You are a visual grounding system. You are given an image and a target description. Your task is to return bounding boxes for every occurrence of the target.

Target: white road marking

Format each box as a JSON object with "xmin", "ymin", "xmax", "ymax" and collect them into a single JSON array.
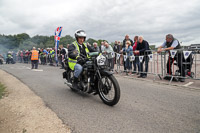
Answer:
[
  {"xmin": 9, "ymin": 66, "xmax": 31, "ymax": 70},
  {"xmin": 31, "ymin": 69, "xmax": 43, "ymax": 72},
  {"xmin": 183, "ymin": 82, "xmax": 194, "ymax": 87},
  {"xmin": 26, "ymin": 67, "xmax": 31, "ymax": 69}
]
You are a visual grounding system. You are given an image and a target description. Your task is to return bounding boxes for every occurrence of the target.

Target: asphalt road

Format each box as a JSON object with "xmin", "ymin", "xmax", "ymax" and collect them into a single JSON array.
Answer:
[{"xmin": 1, "ymin": 63, "xmax": 200, "ymax": 133}]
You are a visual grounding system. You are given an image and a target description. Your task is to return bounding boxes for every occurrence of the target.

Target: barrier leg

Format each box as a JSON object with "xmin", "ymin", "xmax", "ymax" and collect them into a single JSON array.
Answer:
[
  {"xmin": 161, "ymin": 53, "xmax": 163, "ymax": 76},
  {"xmin": 173, "ymin": 58, "xmax": 174, "ymax": 75},
  {"xmin": 195, "ymin": 53, "xmax": 197, "ymax": 79}
]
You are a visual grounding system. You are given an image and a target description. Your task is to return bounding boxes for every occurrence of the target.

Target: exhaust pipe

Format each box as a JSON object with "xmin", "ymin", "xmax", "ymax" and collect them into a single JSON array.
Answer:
[
  {"xmin": 86, "ymin": 77, "xmax": 91, "ymax": 93},
  {"xmin": 64, "ymin": 81, "xmax": 72, "ymax": 88}
]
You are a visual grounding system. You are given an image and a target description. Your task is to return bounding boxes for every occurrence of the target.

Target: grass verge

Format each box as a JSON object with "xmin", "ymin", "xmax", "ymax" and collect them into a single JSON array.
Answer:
[{"xmin": 0, "ymin": 82, "xmax": 6, "ymax": 99}]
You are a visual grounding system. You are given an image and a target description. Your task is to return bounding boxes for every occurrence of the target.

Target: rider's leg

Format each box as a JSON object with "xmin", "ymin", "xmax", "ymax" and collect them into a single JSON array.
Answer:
[
  {"xmin": 74, "ymin": 64, "xmax": 83, "ymax": 78},
  {"xmin": 73, "ymin": 63, "xmax": 83, "ymax": 90}
]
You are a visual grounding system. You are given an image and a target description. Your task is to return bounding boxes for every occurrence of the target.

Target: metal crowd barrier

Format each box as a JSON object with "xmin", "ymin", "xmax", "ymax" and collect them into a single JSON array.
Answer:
[
  {"xmin": 161, "ymin": 48, "xmax": 200, "ymax": 82},
  {"xmin": 111, "ymin": 48, "xmax": 200, "ymax": 83}
]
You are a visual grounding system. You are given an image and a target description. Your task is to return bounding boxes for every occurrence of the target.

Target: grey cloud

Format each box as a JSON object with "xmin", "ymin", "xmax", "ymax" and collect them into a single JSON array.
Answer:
[{"xmin": 0, "ymin": 0, "xmax": 200, "ymax": 46}]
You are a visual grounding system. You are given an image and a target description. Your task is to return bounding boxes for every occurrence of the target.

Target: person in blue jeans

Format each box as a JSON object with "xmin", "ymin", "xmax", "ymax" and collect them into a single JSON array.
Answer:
[{"xmin": 123, "ymin": 41, "xmax": 133, "ymax": 75}]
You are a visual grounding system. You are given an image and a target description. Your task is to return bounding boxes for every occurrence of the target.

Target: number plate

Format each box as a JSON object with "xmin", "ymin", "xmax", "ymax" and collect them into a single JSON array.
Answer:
[{"xmin": 97, "ymin": 55, "xmax": 106, "ymax": 66}]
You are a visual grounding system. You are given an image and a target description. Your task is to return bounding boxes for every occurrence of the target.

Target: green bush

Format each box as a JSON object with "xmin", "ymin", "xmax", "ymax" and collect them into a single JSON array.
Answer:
[{"xmin": 0, "ymin": 83, "xmax": 6, "ymax": 99}]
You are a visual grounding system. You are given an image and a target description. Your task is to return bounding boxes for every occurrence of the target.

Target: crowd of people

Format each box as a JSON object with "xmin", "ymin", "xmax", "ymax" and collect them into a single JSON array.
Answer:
[
  {"xmin": 99, "ymin": 35, "xmax": 152, "ymax": 78},
  {"xmin": 0, "ymin": 45, "xmax": 69, "ymax": 68},
  {"xmin": 91, "ymin": 34, "xmax": 185, "ymax": 82}
]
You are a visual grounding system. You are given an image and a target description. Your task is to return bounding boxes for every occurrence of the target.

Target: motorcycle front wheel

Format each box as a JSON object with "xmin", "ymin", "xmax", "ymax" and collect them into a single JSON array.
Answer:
[{"xmin": 98, "ymin": 75, "xmax": 120, "ymax": 106}]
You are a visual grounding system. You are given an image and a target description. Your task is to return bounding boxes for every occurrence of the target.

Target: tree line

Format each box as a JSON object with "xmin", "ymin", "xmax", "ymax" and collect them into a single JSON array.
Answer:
[
  {"xmin": 0, "ymin": 33, "xmax": 108, "ymax": 52},
  {"xmin": 0, "ymin": 33, "xmax": 156, "ymax": 53}
]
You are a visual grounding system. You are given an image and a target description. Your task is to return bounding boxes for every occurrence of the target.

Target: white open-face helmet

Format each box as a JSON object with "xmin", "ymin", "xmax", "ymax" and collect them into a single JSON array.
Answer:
[{"xmin": 75, "ymin": 29, "xmax": 86, "ymax": 41}]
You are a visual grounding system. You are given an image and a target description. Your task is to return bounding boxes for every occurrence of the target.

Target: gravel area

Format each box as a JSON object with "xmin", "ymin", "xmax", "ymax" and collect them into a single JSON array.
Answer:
[{"xmin": 0, "ymin": 69, "xmax": 71, "ymax": 133}]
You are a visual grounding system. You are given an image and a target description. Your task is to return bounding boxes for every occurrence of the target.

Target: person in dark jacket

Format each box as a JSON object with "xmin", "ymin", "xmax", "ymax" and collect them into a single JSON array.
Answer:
[
  {"xmin": 68, "ymin": 29, "xmax": 96, "ymax": 90},
  {"xmin": 113, "ymin": 41, "xmax": 120, "ymax": 64},
  {"xmin": 59, "ymin": 44, "xmax": 68, "ymax": 69},
  {"xmin": 93, "ymin": 42, "xmax": 100, "ymax": 52},
  {"xmin": 157, "ymin": 34, "xmax": 185, "ymax": 82},
  {"xmin": 122, "ymin": 35, "xmax": 133, "ymax": 72},
  {"xmin": 135, "ymin": 36, "xmax": 150, "ymax": 78}
]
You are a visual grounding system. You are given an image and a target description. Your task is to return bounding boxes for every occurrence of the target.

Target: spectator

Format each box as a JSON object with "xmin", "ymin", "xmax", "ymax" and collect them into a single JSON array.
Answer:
[
  {"xmin": 122, "ymin": 35, "xmax": 133, "ymax": 72},
  {"xmin": 59, "ymin": 45, "xmax": 68, "ymax": 69},
  {"xmin": 102, "ymin": 42, "xmax": 114, "ymax": 71},
  {"xmin": 93, "ymin": 42, "xmax": 100, "ymax": 52},
  {"xmin": 20, "ymin": 51, "xmax": 23, "ymax": 63},
  {"xmin": 132, "ymin": 36, "xmax": 139, "ymax": 74},
  {"xmin": 118, "ymin": 41, "xmax": 122, "ymax": 51},
  {"xmin": 49, "ymin": 48, "xmax": 55, "ymax": 66},
  {"xmin": 31, "ymin": 47, "xmax": 39, "ymax": 69},
  {"xmin": 22, "ymin": 50, "xmax": 26, "ymax": 63},
  {"xmin": 40, "ymin": 48, "xmax": 46, "ymax": 65},
  {"xmin": 38, "ymin": 48, "xmax": 41, "ymax": 64},
  {"xmin": 118, "ymin": 41, "xmax": 123, "ymax": 65},
  {"xmin": 46, "ymin": 48, "xmax": 50, "ymax": 63},
  {"xmin": 24, "ymin": 50, "xmax": 29, "ymax": 63},
  {"xmin": 123, "ymin": 35, "xmax": 134, "ymax": 47},
  {"xmin": 123, "ymin": 41, "xmax": 133, "ymax": 75},
  {"xmin": 12, "ymin": 51, "xmax": 17, "ymax": 62},
  {"xmin": 135, "ymin": 36, "xmax": 150, "ymax": 78},
  {"xmin": 113, "ymin": 41, "xmax": 120, "ymax": 64},
  {"xmin": 157, "ymin": 34, "xmax": 185, "ymax": 82},
  {"xmin": 99, "ymin": 41, "xmax": 105, "ymax": 53},
  {"xmin": 87, "ymin": 42, "xmax": 91, "ymax": 47},
  {"xmin": 28, "ymin": 50, "xmax": 31, "ymax": 63}
]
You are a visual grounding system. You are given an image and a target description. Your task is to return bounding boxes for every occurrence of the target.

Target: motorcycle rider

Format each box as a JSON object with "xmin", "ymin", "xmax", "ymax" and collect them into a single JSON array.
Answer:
[
  {"xmin": 68, "ymin": 29, "xmax": 96, "ymax": 90},
  {"xmin": 49, "ymin": 48, "xmax": 55, "ymax": 65},
  {"xmin": 6, "ymin": 51, "xmax": 14, "ymax": 64}
]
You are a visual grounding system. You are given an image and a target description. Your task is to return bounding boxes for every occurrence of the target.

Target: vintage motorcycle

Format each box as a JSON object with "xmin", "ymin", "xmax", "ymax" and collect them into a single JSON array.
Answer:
[
  {"xmin": 63, "ymin": 52, "xmax": 120, "ymax": 106},
  {"xmin": 6, "ymin": 55, "xmax": 15, "ymax": 64}
]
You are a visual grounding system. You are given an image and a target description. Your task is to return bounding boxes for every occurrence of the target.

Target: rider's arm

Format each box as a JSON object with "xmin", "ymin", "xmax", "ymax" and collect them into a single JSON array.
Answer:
[{"xmin": 68, "ymin": 44, "xmax": 79, "ymax": 60}]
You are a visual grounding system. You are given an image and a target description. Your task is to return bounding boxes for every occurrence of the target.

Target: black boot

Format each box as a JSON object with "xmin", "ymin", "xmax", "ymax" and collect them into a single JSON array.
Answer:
[{"xmin": 72, "ymin": 77, "xmax": 79, "ymax": 90}]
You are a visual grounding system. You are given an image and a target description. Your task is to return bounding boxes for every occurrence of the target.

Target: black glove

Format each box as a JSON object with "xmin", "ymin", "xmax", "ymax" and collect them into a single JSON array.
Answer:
[{"xmin": 77, "ymin": 56, "xmax": 85, "ymax": 64}]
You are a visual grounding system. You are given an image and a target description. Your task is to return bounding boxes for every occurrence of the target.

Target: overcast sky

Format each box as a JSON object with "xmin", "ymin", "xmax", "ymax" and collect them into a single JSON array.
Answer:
[{"xmin": 0, "ymin": 0, "xmax": 200, "ymax": 46}]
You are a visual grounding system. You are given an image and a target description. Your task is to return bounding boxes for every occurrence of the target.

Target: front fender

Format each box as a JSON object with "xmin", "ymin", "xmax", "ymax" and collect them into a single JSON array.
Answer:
[{"xmin": 100, "ymin": 70, "xmax": 113, "ymax": 76}]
